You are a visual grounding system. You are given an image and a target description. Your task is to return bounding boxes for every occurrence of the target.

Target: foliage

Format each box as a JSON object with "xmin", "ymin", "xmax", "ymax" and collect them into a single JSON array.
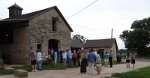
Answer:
[
  {"xmin": 112, "ymin": 66, "xmax": 150, "ymax": 78},
  {"xmin": 120, "ymin": 17, "xmax": 150, "ymax": 55}
]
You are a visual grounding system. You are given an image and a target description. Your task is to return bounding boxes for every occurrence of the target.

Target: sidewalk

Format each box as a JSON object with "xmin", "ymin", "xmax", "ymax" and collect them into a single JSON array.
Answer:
[{"xmin": 0, "ymin": 59, "xmax": 150, "ymax": 78}]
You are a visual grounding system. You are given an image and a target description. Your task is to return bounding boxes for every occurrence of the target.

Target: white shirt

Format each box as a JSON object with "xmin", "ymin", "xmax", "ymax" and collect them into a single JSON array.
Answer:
[
  {"xmin": 36, "ymin": 52, "xmax": 42, "ymax": 61},
  {"xmin": 62, "ymin": 52, "xmax": 67, "ymax": 59}
]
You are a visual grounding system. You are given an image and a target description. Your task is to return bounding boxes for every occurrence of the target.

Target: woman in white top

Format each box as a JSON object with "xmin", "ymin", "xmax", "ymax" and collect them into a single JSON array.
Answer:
[{"xmin": 62, "ymin": 50, "xmax": 67, "ymax": 64}]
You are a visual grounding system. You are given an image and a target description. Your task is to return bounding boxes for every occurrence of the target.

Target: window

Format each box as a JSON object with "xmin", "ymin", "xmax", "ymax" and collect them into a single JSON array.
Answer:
[
  {"xmin": 0, "ymin": 28, "xmax": 13, "ymax": 44},
  {"xmin": 37, "ymin": 44, "xmax": 41, "ymax": 50},
  {"xmin": 52, "ymin": 17, "xmax": 58, "ymax": 32}
]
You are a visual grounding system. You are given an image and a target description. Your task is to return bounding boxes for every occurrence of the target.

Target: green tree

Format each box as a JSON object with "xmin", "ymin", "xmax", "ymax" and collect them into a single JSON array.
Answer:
[{"xmin": 120, "ymin": 17, "xmax": 150, "ymax": 55}]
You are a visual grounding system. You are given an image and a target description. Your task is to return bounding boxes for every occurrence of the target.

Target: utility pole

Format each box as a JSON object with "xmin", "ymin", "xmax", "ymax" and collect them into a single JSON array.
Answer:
[{"xmin": 111, "ymin": 28, "xmax": 113, "ymax": 39}]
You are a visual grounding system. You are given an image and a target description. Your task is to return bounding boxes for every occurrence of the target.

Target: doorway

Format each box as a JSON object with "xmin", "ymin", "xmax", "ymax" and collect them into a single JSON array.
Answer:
[{"xmin": 48, "ymin": 39, "xmax": 59, "ymax": 51}]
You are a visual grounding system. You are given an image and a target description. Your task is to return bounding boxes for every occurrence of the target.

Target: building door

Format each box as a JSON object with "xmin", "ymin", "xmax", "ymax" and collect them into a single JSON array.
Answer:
[
  {"xmin": 48, "ymin": 39, "xmax": 59, "ymax": 51},
  {"xmin": 98, "ymin": 49, "xmax": 104, "ymax": 59}
]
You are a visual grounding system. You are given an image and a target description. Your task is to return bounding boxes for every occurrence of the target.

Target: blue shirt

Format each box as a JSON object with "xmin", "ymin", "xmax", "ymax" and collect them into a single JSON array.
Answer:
[{"xmin": 87, "ymin": 52, "xmax": 96, "ymax": 63}]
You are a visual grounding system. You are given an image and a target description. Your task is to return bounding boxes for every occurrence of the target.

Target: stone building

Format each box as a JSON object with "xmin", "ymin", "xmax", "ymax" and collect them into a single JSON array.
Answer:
[{"xmin": 0, "ymin": 4, "xmax": 73, "ymax": 64}]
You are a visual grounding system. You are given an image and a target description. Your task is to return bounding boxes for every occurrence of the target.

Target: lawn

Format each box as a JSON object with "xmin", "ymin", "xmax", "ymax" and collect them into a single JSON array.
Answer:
[
  {"xmin": 0, "ymin": 68, "xmax": 14, "ymax": 75},
  {"xmin": 112, "ymin": 66, "xmax": 150, "ymax": 78},
  {"xmin": 0, "ymin": 63, "xmax": 78, "ymax": 75}
]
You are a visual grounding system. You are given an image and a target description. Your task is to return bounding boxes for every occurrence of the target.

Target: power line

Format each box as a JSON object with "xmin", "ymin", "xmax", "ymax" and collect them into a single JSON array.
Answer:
[{"xmin": 67, "ymin": 0, "xmax": 99, "ymax": 19}]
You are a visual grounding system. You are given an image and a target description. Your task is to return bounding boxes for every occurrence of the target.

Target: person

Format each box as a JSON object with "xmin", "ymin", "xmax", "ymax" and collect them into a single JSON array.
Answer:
[
  {"xmin": 126, "ymin": 56, "xmax": 130, "ymax": 68},
  {"xmin": 50, "ymin": 49, "xmax": 54, "ymax": 63},
  {"xmin": 109, "ymin": 51, "xmax": 113, "ymax": 68},
  {"xmin": 36, "ymin": 49, "xmax": 43, "ymax": 70},
  {"xmin": 57, "ymin": 50, "xmax": 61, "ymax": 63},
  {"xmin": 67, "ymin": 49, "xmax": 72, "ymax": 65},
  {"xmin": 47, "ymin": 48, "xmax": 52, "ymax": 64},
  {"xmin": 80, "ymin": 49, "xmax": 85, "ymax": 65},
  {"xmin": 77, "ymin": 49, "xmax": 81, "ymax": 66},
  {"xmin": 30, "ymin": 48, "xmax": 36, "ymax": 72},
  {"xmin": 60, "ymin": 50, "xmax": 63, "ymax": 63},
  {"xmin": 62, "ymin": 49, "xmax": 67, "ymax": 65},
  {"xmin": 72, "ymin": 50, "xmax": 77, "ymax": 65},
  {"xmin": 80, "ymin": 53, "xmax": 88, "ymax": 74},
  {"xmin": 54, "ymin": 50, "xmax": 58, "ymax": 64},
  {"xmin": 95, "ymin": 54, "xmax": 102, "ymax": 75},
  {"xmin": 131, "ymin": 56, "xmax": 135, "ymax": 69},
  {"xmin": 117, "ymin": 53, "xmax": 121, "ymax": 64},
  {"xmin": 87, "ymin": 48, "xmax": 97, "ymax": 74}
]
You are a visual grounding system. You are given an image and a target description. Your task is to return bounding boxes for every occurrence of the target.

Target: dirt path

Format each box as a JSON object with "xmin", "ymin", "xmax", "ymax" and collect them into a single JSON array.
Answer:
[{"xmin": 1, "ymin": 59, "xmax": 150, "ymax": 78}]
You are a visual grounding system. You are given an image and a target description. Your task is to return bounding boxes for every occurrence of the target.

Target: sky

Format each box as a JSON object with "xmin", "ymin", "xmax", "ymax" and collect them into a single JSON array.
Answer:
[{"xmin": 0, "ymin": 0, "xmax": 150, "ymax": 49}]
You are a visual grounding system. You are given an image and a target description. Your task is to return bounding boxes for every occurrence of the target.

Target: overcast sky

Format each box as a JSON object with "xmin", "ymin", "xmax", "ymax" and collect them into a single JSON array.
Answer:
[{"xmin": 0, "ymin": 0, "xmax": 150, "ymax": 49}]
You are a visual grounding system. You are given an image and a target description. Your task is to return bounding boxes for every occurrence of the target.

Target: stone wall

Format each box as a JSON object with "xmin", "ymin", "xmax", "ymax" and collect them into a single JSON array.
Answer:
[
  {"xmin": 28, "ymin": 8, "xmax": 71, "ymax": 58},
  {"xmin": 0, "ymin": 26, "xmax": 29, "ymax": 64}
]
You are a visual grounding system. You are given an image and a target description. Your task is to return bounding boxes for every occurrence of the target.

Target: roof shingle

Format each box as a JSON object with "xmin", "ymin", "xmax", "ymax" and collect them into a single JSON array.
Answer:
[{"xmin": 85, "ymin": 38, "xmax": 117, "ymax": 48}]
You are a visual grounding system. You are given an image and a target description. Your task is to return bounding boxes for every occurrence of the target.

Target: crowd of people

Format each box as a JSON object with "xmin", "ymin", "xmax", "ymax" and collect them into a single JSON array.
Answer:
[
  {"xmin": 30, "ymin": 47, "xmax": 115, "ymax": 74},
  {"xmin": 30, "ymin": 47, "xmax": 135, "ymax": 75}
]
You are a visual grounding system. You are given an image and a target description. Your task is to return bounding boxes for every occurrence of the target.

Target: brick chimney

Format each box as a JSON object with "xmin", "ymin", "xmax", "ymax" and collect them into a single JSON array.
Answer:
[{"xmin": 8, "ymin": 4, "xmax": 23, "ymax": 18}]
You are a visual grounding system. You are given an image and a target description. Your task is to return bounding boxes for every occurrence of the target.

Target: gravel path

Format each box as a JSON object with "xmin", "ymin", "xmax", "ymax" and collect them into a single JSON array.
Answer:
[{"xmin": 0, "ymin": 59, "xmax": 150, "ymax": 78}]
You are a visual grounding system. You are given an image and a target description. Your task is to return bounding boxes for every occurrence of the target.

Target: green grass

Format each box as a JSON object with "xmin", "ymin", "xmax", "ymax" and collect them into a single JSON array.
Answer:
[
  {"xmin": 43, "ymin": 63, "xmax": 67, "ymax": 70},
  {"xmin": 43, "ymin": 63, "xmax": 79, "ymax": 70},
  {"xmin": 143, "ymin": 55, "xmax": 150, "ymax": 59},
  {"xmin": 12, "ymin": 65, "xmax": 32, "ymax": 72},
  {"xmin": 112, "ymin": 66, "xmax": 150, "ymax": 78},
  {"xmin": 0, "ymin": 63, "xmax": 78, "ymax": 76},
  {"xmin": 0, "ymin": 68, "xmax": 14, "ymax": 75}
]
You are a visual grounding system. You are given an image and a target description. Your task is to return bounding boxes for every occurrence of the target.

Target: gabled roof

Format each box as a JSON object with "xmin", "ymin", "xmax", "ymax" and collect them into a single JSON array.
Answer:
[
  {"xmin": 85, "ymin": 38, "xmax": 118, "ymax": 49},
  {"xmin": 0, "ymin": 6, "xmax": 73, "ymax": 32},
  {"xmin": 71, "ymin": 39, "xmax": 84, "ymax": 48}
]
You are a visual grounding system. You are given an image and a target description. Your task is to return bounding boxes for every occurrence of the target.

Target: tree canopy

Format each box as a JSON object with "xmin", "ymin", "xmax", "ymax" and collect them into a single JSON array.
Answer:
[{"xmin": 120, "ymin": 17, "xmax": 150, "ymax": 55}]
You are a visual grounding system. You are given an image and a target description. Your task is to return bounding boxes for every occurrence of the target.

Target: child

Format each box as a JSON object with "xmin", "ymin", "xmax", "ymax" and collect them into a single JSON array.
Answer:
[{"xmin": 80, "ymin": 54, "xmax": 88, "ymax": 74}]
